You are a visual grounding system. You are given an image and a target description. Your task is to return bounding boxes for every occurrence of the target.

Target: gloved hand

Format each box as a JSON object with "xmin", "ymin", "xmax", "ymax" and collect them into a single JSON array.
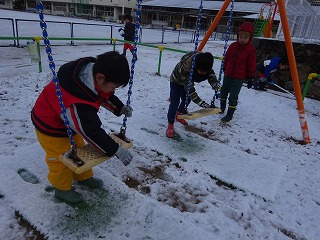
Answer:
[
  {"xmin": 259, "ymin": 77, "xmax": 268, "ymax": 83},
  {"xmin": 120, "ymin": 105, "xmax": 133, "ymax": 117},
  {"xmin": 247, "ymin": 78, "xmax": 254, "ymax": 89},
  {"xmin": 115, "ymin": 146, "xmax": 133, "ymax": 166},
  {"xmin": 199, "ymin": 101, "xmax": 211, "ymax": 108}
]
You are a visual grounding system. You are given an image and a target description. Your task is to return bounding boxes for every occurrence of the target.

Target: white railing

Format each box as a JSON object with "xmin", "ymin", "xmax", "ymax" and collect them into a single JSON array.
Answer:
[{"xmin": 276, "ymin": 0, "xmax": 320, "ymax": 43}]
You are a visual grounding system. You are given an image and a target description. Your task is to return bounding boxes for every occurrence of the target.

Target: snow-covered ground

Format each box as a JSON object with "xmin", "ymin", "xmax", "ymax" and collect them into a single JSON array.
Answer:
[{"xmin": 1, "ymin": 9, "xmax": 320, "ymax": 240}]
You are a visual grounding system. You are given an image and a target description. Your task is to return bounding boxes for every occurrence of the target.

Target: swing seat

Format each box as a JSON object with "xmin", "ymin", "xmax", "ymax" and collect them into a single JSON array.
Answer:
[
  {"xmin": 176, "ymin": 107, "xmax": 221, "ymax": 120},
  {"xmin": 59, "ymin": 133, "xmax": 133, "ymax": 174}
]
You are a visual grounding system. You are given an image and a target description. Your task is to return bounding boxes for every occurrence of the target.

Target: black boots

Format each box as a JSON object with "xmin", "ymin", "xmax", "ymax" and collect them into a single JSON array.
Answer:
[{"xmin": 221, "ymin": 106, "xmax": 236, "ymax": 123}]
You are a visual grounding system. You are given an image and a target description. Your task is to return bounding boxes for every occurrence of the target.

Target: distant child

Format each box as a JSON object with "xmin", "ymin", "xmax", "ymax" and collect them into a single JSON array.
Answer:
[
  {"xmin": 31, "ymin": 51, "xmax": 133, "ymax": 204},
  {"xmin": 118, "ymin": 14, "xmax": 136, "ymax": 58},
  {"xmin": 220, "ymin": 22, "xmax": 256, "ymax": 123},
  {"xmin": 166, "ymin": 51, "xmax": 220, "ymax": 138},
  {"xmin": 253, "ymin": 57, "xmax": 289, "ymax": 90}
]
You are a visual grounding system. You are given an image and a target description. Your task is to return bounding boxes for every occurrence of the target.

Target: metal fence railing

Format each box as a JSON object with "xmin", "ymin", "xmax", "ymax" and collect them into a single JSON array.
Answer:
[
  {"xmin": 0, "ymin": 17, "xmax": 238, "ymax": 47},
  {"xmin": 0, "ymin": 18, "xmax": 16, "ymax": 46},
  {"xmin": 0, "ymin": 17, "xmax": 200, "ymax": 47}
]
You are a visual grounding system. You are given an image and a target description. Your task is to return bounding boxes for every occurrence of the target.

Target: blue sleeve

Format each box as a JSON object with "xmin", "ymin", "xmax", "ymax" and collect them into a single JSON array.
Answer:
[{"xmin": 264, "ymin": 57, "xmax": 280, "ymax": 78}]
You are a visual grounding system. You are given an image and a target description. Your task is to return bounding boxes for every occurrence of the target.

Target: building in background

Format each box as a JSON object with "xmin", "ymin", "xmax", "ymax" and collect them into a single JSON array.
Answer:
[
  {"xmin": 1, "ymin": 0, "xmax": 279, "ymax": 31},
  {"xmin": 3, "ymin": 0, "xmax": 141, "ymax": 22},
  {"xmin": 141, "ymin": 0, "xmax": 277, "ymax": 36}
]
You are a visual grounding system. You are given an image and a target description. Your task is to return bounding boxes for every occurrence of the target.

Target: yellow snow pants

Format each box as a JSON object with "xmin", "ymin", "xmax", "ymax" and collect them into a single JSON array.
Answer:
[{"xmin": 35, "ymin": 129, "xmax": 93, "ymax": 190}]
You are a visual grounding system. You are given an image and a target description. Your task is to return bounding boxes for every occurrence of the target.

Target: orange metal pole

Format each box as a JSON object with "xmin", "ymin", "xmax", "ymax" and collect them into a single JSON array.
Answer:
[
  {"xmin": 277, "ymin": 0, "xmax": 310, "ymax": 144},
  {"xmin": 197, "ymin": 0, "xmax": 232, "ymax": 52}
]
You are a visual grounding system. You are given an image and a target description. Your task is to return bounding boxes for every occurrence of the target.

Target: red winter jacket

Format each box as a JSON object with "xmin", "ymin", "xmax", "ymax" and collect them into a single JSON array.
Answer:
[
  {"xmin": 31, "ymin": 57, "xmax": 124, "ymax": 156},
  {"xmin": 224, "ymin": 22, "xmax": 256, "ymax": 80}
]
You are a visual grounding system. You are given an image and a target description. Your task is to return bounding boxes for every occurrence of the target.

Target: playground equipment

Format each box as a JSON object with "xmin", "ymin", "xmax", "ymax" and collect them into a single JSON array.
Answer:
[
  {"xmin": 197, "ymin": 0, "xmax": 310, "ymax": 144},
  {"xmin": 27, "ymin": 36, "xmax": 42, "ymax": 72},
  {"xmin": 254, "ymin": 2, "xmax": 278, "ymax": 38},
  {"xmin": 302, "ymin": 73, "xmax": 320, "ymax": 100},
  {"xmin": 35, "ymin": 0, "xmax": 141, "ymax": 174},
  {"xmin": 177, "ymin": 0, "xmax": 236, "ymax": 120},
  {"xmin": 177, "ymin": 0, "xmax": 222, "ymax": 121}
]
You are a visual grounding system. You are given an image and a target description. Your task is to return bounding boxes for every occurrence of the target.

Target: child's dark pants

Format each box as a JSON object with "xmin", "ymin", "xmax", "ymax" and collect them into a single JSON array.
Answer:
[
  {"xmin": 167, "ymin": 82, "xmax": 190, "ymax": 124},
  {"xmin": 220, "ymin": 76, "xmax": 243, "ymax": 107}
]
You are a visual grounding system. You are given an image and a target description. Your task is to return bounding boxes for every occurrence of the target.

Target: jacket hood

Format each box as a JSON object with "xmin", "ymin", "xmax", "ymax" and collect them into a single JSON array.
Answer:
[
  {"xmin": 237, "ymin": 22, "xmax": 254, "ymax": 43},
  {"xmin": 58, "ymin": 57, "xmax": 98, "ymax": 102}
]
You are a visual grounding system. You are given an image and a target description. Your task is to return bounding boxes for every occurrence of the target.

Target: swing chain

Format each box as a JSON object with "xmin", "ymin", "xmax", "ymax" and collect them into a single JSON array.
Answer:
[
  {"xmin": 184, "ymin": 0, "xmax": 203, "ymax": 112},
  {"xmin": 120, "ymin": 0, "xmax": 142, "ymax": 135},
  {"xmin": 212, "ymin": 0, "xmax": 235, "ymax": 105},
  {"xmin": 36, "ymin": 1, "xmax": 76, "ymax": 150}
]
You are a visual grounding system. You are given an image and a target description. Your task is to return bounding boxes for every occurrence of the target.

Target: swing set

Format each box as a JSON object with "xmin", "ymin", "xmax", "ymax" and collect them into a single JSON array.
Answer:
[
  {"xmin": 177, "ymin": 0, "xmax": 235, "ymax": 120},
  {"xmin": 35, "ymin": 0, "xmax": 310, "ymax": 174},
  {"xmin": 181, "ymin": 0, "xmax": 310, "ymax": 144},
  {"xmin": 36, "ymin": 0, "xmax": 141, "ymax": 174}
]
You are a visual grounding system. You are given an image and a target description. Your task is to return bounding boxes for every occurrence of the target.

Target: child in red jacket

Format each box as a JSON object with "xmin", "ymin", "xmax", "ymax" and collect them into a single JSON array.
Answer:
[
  {"xmin": 31, "ymin": 51, "xmax": 133, "ymax": 203},
  {"xmin": 220, "ymin": 22, "xmax": 256, "ymax": 122}
]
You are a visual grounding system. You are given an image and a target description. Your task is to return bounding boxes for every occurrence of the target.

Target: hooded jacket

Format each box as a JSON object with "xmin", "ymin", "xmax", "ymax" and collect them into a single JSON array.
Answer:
[
  {"xmin": 31, "ymin": 57, "xmax": 124, "ymax": 156},
  {"xmin": 224, "ymin": 22, "xmax": 256, "ymax": 80}
]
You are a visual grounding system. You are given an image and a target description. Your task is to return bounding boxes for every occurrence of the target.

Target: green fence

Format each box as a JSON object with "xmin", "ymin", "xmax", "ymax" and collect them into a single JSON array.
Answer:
[{"xmin": 0, "ymin": 36, "xmax": 222, "ymax": 75}]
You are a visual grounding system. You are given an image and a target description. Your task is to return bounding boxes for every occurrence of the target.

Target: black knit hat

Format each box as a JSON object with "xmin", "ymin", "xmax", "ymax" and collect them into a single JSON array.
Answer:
[
  {"xmin": 195, "ymin": 52, "xmax": 214, "ymax": 72},
  {"xmin": 93, "ymin": 51, "xmax": 130, "ymax": 87}
]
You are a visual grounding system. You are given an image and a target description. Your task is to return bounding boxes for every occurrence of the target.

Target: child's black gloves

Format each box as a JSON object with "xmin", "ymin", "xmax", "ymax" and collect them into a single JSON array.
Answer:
[
  {"xmin": 115, "ymin": 146, "xmax": 133, "ymax": 166},
  {"xmin": 247, "ymin": 78, "xmax": 254, "ymax": 89}
]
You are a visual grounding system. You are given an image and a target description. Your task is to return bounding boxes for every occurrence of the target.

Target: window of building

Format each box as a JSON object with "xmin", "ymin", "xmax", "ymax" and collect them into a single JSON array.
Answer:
[
  {"xmin": 77, "ymin": 4, "xmax": 93, "ymax": 16},
  {"xmin": 96, "ymin": 5, "xmax": 113, "ymax": 18},
  {"xmin": 42, "ymin": 1, "xmax": 51, "ymax": 10}
]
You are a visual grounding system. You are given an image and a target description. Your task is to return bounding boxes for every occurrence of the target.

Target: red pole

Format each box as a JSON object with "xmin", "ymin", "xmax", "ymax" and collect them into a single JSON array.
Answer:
[
  {"xmin": 277, "ymin": 0, "xmax": 310, "ymax": 144},
  {"xmin": 198, "ymin": 0, "xmax": 232, "ymax": 51}
]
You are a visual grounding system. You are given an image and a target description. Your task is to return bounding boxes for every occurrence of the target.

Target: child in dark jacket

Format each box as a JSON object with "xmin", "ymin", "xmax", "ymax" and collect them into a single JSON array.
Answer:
[
  {"xmin": 119, "ymin": 14, "xmax": 136, "ymax": 58},
  {"xmin": 254, "ymin": 57, "xmax": 289, "ymax": 90},
  {"xmin": 31, "ymin": 51, "xmax": 133, "ymax": 204},
  {"xmin": 166, "ymin": 51, "xmax": 220, "ymax": 138},
  {"xmin": 220, "ymin": 22, "xmax": 256, "ymax": 123}
]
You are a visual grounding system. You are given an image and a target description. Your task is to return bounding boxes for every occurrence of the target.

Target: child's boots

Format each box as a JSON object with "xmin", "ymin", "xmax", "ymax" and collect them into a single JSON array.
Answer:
[
  {"xmin": 221, "ymin": 106, "xmax": 236, "ymax": 123},
  {"xmin": 55, "ymin": 188, "xmax": 82, "ymax": 204},
  {"xmin": 259, "ymin": 82, "xmax": 267, "ymax": 91},
  {"xmin": 78, "ymin": 177, "xmax": 104, "ymax": 189},
  {"xmin": 175, "ymin": 112, "xmax": 188, "ymax": 125},
  {"xmin": 166, "ymin": 123, "xmax": 174, "ymax": 138}
]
